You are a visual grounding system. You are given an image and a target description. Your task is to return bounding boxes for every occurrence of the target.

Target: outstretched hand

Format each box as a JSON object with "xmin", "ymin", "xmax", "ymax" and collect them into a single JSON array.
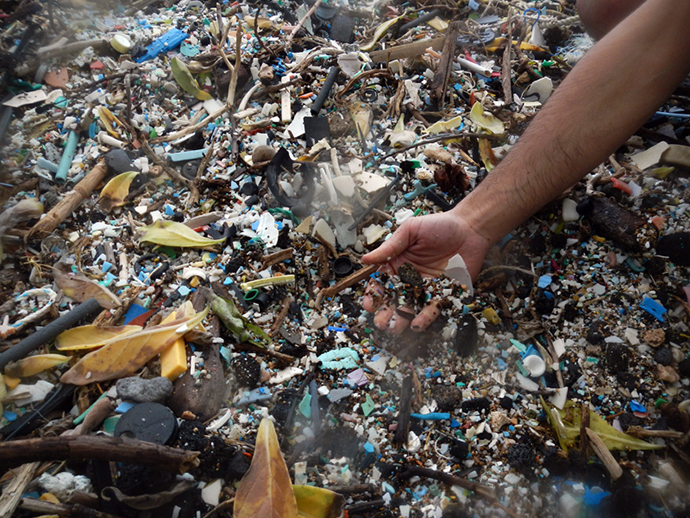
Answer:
[{"xmin": 360, "ymin": 210, "xmax": 491, "ymax": 333}]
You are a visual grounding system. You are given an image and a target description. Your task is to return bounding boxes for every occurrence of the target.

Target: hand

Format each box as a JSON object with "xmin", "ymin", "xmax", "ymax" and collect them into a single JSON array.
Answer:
[{"xmin": 361, "ymin": 209, "xmax": 492, "ymax": 333}]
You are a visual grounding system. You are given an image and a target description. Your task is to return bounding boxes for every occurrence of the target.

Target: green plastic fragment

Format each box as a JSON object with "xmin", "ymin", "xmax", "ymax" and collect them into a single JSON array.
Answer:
[
  {"xmin": 362, "ymin": 394, "xmax": 375, "ymax": 417},
  {"xmin": 102, "ymin": 416, "xmax": 120, "ymax": 434},
  {"xmin": 654, "ymin": 398, "xmax": 668, "ymax": 408},
  {"xmin": 299, "ymin": 393, "xmax": 312, "ymax": 418},
  {"xmin": 515, "ymin": 360, "xmax": 530, "ymax": 378},
  {"xmin": 73, "ymin": 392, "xmax": 109, "ymax": 425},
  {"xmin": 509, "ymin": 339, "xmax": 527, "ymax": 353}
]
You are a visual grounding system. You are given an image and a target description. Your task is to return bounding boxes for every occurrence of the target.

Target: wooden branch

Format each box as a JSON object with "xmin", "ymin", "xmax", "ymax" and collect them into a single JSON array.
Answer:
[
  {"xmin": 0, "ymin": 436, "xmax": 199, "ymax": 474},
  {"xmin": 149, "ymin": 105, "xmax": 228, "ymax": 144},
  {"xmin": 227, "ymin": 24, "xmax": 243, "ymax": 107},
  {"xmin": 284, "ymin": 0, "xmax": 319, "ymax": 50},
  {"xmin": 139, "ymin": 139, "xmax": 192, "ymax": 189},
  {"xmin": 21, "ymin": 497, "xmax": 123, "ymax": 518},
  {"xmin": 0, "ymin": 462, "xmax": 40, "ymax": 517},
  {"xmin": 369, "ymin": 36, "xmax": 446, "ymax": 63},
  {"xmin": 261, "ymin": 248, "xmax": 294, "ymax": 270},
  {"xmin": 270, "ymin": 295, "xmax": 291, "ymax": 336},
  {"xmin": 29, "ymin": 161, "xmax": 108, "ymax": 238},
  {"xmin": 501, "ymin": 9, "xmax": 514, "ymax": 103},
  {"xmin": 316, "ymin": 264, "xmax": 377, "ymax": 308},
  {"xmin": 579, "ymin": 401, "xmax": 590, "ymax": 455},
  {"xmin": 585, "ymin": 428, "xmax": 623, "ymax": 480},
  {"xmin": 431, "ymin": 22, "xmax": 460, "ymax": 108},
  {"xmin": 393, "ymin": 375, "xmax": 412, "ymax": 448}
]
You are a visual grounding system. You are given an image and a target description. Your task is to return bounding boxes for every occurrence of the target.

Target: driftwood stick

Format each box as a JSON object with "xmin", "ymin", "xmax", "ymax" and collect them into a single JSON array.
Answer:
[
  {"xmin": 284, "ymin": 0, "xmax": 319, "ymax": 49},
  {"xmin": 585, "ymin": 428, "xmax": 623, "ymax": 480},
  {"xmin": 227, "ymin": 24, "xmax": 243, "ymax": 107},
  {"xmin": 233, "ymin": 341, "xmax": 294, "ymax": 363},
  {"xmin": 149, "ymin": 106, "xmax": 228, "ymax": 144},
  {"xmin": 29, "ymin": 161, "xmax": 108, "ymax": 238},
  {"xmin": 626, "ymin": 427, "xmax": 685, "ymax": 439},
  {"xmin": 21, "ymin": 497, "xmax": 123, "ymax": 518},
  {"xmin": 502, "ymin": 9, "xmax": 514, "ymax": 103},
  {"xmin": 431, "ymin": 22, "xmax": 460, "ymax": 108},
  {"xmin": 0, "ymin": 436, "xmax": 199, "ymax": 474},
  {"xmin": 261, "ymin": 248, "xmax": 294, "ymax": 270},
  {"xmin": 579, "ymin": 402, "xmax": 590, "ymax": 455},
  {"xmin": 139, "ymin": 139, "xmax": 192, "ymax": 188},
  {"xmin": 0, "ymin": 462, "xmax": 40, "ymax": 517},
  {"xmin": 393, "ymin": 375, "xmax": 412, "ymax": 448},
  {"xmin": 270, "ymin": 295, "xmax": 291, "ymax": 336},
  {"xmin": 316, "ymin": 264, "xmax": 377, "ymax": 308}
]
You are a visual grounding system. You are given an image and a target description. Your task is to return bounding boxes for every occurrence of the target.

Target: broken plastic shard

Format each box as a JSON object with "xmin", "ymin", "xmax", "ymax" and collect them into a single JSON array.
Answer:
[
  {"xmin": 444, "ymin": 254, "xmax": 473, "ymax": 296},
  {"xmin": 318, "ymin": 348, "xmax": 359, "ymax": 370}
]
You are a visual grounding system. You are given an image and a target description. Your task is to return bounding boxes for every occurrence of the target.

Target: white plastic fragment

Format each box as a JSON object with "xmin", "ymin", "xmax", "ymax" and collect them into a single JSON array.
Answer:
[
  {"xmin": 268, "ymin": 366, "xmax": 304, "ymax": 384},
  {"xmin": 549, "ymin": 387, "xmax": 569, "ymax": 410},
  {"xmin": 313, "ymin": 218, "xmax": 337, "ymax": 250},
  {"xmin": 631, "ymin": 141, "xmax": 669, "ymax": 170},
  {"xmin": 561, "ymin": 198, "xmax": 579, "ymax": 222},
  {"xmin": 552, "ymin": 338, "xmax": 566, "ymax": 359},
  {"xmin": 200, "ymin": 479, "xmax": 222, "ymax": 506},
  {"xmin": 444, "ymin": 254, "xmax": 474, "ymax": 296},
  {"xmin": 515, "ymin": 372, "xmax": 540, "ymax": 392},
  {"xmin": 362, "ymin": 224, "xmax": 388, "ymax": 245}
]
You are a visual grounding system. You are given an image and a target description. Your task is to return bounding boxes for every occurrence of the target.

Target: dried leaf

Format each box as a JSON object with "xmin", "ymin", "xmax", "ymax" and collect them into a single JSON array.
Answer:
[
  {"xmin": 53, "ymin": 263, "xmax": 121, "ymax": 310},
  {"xmin": 171, "ymin": 57, "xmax": 213, "ymax": 100},
  {"xmin": 99, "ymin": 171, "xmax": 139, "ymax": 212},
  {"xmin": 478, "ymin": 138, "xmax": 498, "ymax": 171},
  {"xmin": 469, "ymin": 102, "xmax": 504, "ymax": 135},
  {"xmin": 5, "ymin": 354, "xmax": 70, "ymax": 378},
  {"xmin": 98, "ymin": 106, "xmax": 124, "ymax": 138},
  {"xmin": 139, "ymin": 220, "xmax": 226, "ymax": 248},
  {"xmin": 203, "ymin": 288, "xmax": 270, "ymax": 346},
  {"xmin": 542, "ymin": 399, "xmax": 663, "ymax": 451},
  {"xmin": 360, "ymin": 15, "xmax": 403, "ymax": 51},
  {"xmin": 60, "ymin": 307, "xmax": 208, "ymax": 385},
  {"xmin": 425, "ymin": 115, "xmax": 464, "ymax": 135},
  {"xmin": 294, "ymin": 485, "xmax": 345, "ymax": 518},
  {"xmin": 55, "ymin": 325, "xmax": 143, "ymax": 351},
  {"xmin": 234, "ymin": 418, "xmax": 298, "ymax": 518},
  {"xmin": 0, "ymin": 198, "xmax": 43, "ymax": 261}
]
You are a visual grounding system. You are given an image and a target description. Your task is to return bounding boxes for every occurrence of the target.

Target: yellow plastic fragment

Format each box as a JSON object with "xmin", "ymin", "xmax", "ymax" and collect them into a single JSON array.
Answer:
[
  {"xmin": 482, "ymin": 307, "xmax": 501, "ymax": 325},
  {"xmin": 3, "ymin": 375, "xmax": 20, "ymax": 390},
  {"xmin": 240, "ymin": 274, "xmax": 295, "ymax": 291},
  {"xmin": 592, "ymin": 236, "xmax": 606, "ymax": 243},
  {"xmin": 159, "ymin": 311, "xmax": 188, "ymax": 381},
  {"xmin": 40, "ymin": 493, "xmax": 61, "ymax": 504}
]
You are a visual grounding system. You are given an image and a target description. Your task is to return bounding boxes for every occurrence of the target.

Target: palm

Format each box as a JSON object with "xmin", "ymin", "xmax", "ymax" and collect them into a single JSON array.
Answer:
[{"xmin": 363, "ymin": 211, "xmax": 490, "ymax": 280}]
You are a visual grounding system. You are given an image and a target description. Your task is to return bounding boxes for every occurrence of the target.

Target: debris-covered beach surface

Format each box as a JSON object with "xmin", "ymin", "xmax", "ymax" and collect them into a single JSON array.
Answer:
[{"xmin": 0, "ymin": 0, "xmax": 689, "ymax": 516}]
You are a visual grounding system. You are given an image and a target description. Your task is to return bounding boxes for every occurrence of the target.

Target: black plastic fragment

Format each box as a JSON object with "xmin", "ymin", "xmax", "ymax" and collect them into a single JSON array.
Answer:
[
  {"xmin": 656, "ymin": 232, "xmax": 690, "ymax": 266},
  {"xmin": 304, "ymin": 116, "xmax": 331, "ymax": 147},
  {"xmin": 0, "ymin": 384, "xmax": 76, "ymax": 440},
  {"xmin": 114, "ymin": 402, "xmax": 178, "ymax": 445}
]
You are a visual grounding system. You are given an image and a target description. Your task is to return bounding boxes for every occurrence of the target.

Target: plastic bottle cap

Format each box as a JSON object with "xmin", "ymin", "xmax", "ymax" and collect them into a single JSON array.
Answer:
[{"xmin": 111, "ymin": 34, "xmax": 132, "ymax": 54}]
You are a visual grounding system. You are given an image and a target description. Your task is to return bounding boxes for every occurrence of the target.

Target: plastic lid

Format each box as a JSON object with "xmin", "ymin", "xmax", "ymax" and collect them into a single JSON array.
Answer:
[{"xmin": 111, "ymin": 34, "xmax": 132, "ymax": 54}]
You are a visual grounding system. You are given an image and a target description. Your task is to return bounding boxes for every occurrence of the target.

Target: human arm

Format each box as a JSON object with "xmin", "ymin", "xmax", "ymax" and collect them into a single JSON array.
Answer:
[{"xmin": 365, "ymin": 0, "xmax": 690, "ymax": 279}]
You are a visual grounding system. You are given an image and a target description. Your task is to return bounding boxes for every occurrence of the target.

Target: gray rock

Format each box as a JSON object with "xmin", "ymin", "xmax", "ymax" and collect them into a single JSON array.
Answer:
[{"xmin": 116, "ymin": 376, "xmax": 173, "ymax": 403}]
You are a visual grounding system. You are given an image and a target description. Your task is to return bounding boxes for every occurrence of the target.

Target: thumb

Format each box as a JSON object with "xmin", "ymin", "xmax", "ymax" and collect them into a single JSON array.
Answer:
[{"xmin": 362, "ymin": 224, "xmax": 412, "ymax": 266}]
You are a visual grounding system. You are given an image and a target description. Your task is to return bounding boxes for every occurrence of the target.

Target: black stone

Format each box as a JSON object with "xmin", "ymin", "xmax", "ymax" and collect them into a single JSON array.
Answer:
[
  {"xmin": 507, "ymin": 443, "xmax": 535, "ymax": 468},
  {"xmin": 452, "ymin": 314, "xmax": 478, "ymax": 357},
  {"xmin": 604, "ymin": 343, "xmax": 630, "ymax": 374},
  {"xmin": 461, "ymin": 397, "xmax": 491, "ymax": 413},
  {"xmin": 678, "ymin": 358, "xmax": 690, "ymax": 377},
  {"xmin": 654, "ymin": 347, "xmax": 673, "ymax": 366}
]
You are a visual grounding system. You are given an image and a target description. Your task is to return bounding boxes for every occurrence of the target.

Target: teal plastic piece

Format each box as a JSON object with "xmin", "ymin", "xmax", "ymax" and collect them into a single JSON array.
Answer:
[{"xmin": 55, "ymin": 130, "xmax": 79, "ymax": 183}]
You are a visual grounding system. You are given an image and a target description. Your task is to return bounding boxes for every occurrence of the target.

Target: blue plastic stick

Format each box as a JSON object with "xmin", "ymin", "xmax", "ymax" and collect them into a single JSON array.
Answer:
[{"xmin": 55, "ymin": 130, "xmax": 79, "ymax": 183}]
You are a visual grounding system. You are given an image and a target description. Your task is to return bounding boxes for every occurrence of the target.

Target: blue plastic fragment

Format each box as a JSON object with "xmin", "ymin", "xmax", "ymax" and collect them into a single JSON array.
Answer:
[
  {"xmin": 410, "ymin": 412, "xmax": 450, "ymax": 420},
  {"xmin": 363, "ymin": 442, "xmax": 375, "ymax": 453},
  {"xmin": 450, "ymin": 419, "xmax": 460, "ymax": 428},
  {"xmin": 123, "ymin": 303, "xmax": 149, "ymax": 324},
  {"xmin": 135, "ymin": 28, "xmax": 188, "ymax": 63},
  {"xmin": 629, "ymin": 400, "xmax": 646, "ymax": 413},
  {"xmin": 538, "ymin": 275, "xmax": 552, "ymax": 289},
  {"xmin": 168, "ymin": 148, "xmax": 209, "ymax": 162},
  {"xmin": 640, "ymin": 297, "xmax": 667, "ymax": 322},
  {"xmin": 116, "ymin": 401, "xmax": 136, "ymax": 413},
  {"xmin": 584, "ymin": 487, "xmax": 610, "ymax": 506},
  {"xmin": 178, "ymin": 285, "xmax": 191, "ymax": 297},
  {"xmin": 3, "ymin": 411, "xmax": 17, "ymax": 421}
]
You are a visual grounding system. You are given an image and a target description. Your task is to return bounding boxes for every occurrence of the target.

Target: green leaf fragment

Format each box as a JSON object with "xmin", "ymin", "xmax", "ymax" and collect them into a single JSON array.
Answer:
[{"xmin": 171, "ymin": 56, "xmax": 213, "ymax": 100}]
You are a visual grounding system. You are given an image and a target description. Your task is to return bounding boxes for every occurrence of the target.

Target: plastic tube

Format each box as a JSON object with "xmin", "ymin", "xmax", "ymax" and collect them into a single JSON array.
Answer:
[
  {"xmin": 311, "ymin": 66, "xmax": 340, "ymax": 115},
  {"xmin": 55, "ymin": 130, "xmax": 79, "ymax": 183},
  {"xmin": 456, "ymin": 56, "xmax": 492, "ymax": 77}
]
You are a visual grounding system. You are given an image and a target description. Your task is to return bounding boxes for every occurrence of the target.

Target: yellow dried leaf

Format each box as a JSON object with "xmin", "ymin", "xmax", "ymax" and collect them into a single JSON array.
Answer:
[
  {"xmin": 53, "ymin": 264, "xmax": 121, "ymax": 310},
  {"xmin": 478, "ymin": 138, "xmax": 499, "ymax": 171},
  {"xmin": 171, "ymin": 57, "xmax": 213, "ymax": 101},
  {"xmin": 140, "ymin": 219, "xmax": 226, "ymax": 248},
  {"xmin": 60, "ymin": 308, "xmax": 208, "ymax": 385},
  {"xmin": 234, "ymin": 418, "xmax": 298, "ymax": 518},
  {"xmin": 5, "ymin": 354, "xmax": 69, "ymax": 378},
  {"xmin": 294, "ymin": 485, "xmax": 345, "ymax": 518},
  {"xmin": 425, "ymin": 115, "xmax": 464, "ymax": 134},
  {"xmin": 98, "ymin": 106, "xmax": 124, "ymax": 138},
  {"xmin": 99, "ymin": 171, "xmax": 139, "ymax": 212},
  {"xmin": 469, "ymin": 102, "xmax": 504, "ymax": 135},
  {"xmin": 55, "ymin": 325, "xmax": 143, "ymax": 351},
  {"xmin": 360, "ymin": 15, "xmax": 403, "ymax": 51},
  {"xmin": 3, "ymin": 375, "xmax": 19, "ymax": 390},
  {"xmin": 0, "ymin": 373, "xmax": 6, "ymax": 401}
]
